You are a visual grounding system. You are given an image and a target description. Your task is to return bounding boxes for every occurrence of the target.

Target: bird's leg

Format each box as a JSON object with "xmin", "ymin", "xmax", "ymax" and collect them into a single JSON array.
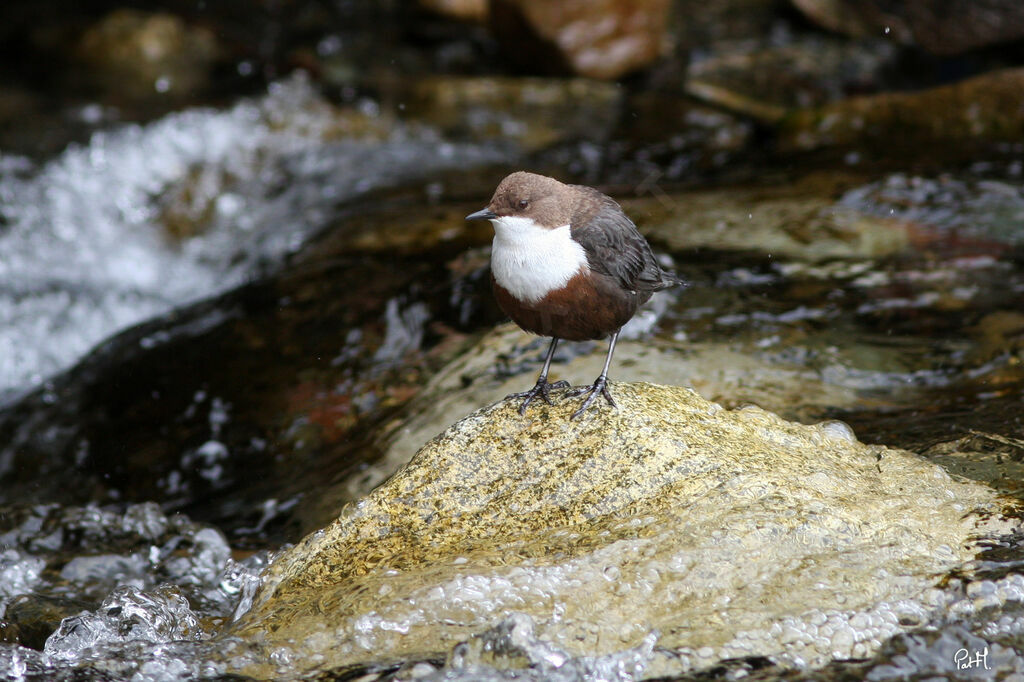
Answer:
[
  {"xmin": 568, "ymin": 332, "xmax": 619, "ymax": 419},
  {"xmin": 507, "ymin": 338, "xmax": 570, "ymax": 415}
]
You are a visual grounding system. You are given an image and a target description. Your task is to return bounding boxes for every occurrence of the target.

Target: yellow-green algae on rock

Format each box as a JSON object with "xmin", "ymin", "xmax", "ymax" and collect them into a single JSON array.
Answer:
[
  {"xmin": 230, "ymin": 383, "xmax": 1009, "ymax": 678},
  {"xmin": 306, "ymin": 324, "xmax": 864, "ymax": 526}
]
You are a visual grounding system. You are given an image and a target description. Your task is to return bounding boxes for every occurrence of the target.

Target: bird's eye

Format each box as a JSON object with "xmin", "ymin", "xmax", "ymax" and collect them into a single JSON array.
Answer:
[{"xmin": 518, "ymin": 199, "xmax": 529, "ymax": 209}]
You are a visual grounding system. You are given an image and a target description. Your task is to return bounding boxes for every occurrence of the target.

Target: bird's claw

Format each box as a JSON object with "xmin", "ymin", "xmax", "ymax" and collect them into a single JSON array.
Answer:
[
  {"xmin": 567, "ymin": 375, "xmax": 616, "ymax": 419},
  {"xmin": 508, "ymin": 379, "xmax": 570, "ymax": 414}
]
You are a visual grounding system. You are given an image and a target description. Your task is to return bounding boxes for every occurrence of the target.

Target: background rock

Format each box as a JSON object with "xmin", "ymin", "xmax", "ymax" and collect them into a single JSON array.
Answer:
[
  {"xmin": 627, "ymin": 176, "xmax": 911, "ymax": 262},
  {"xmin": 674, "ymin": 0, "xmax": 785, "ymax": 46},
  {"xmin": 487, "ymin": 0, "xmax": 672, "ymax": 79},
  {"xmin": 406, "ymin": 76, "xmax": 622, "ymax": 151},
  {"xmin": 418, "ymin": 0, "xmax": 489, "ymax": 23},
  {"xmin": 791, "ymin": 0, "xmax": 1024, "ymax": 55},
  {"xmin": 75, "ymin": 9, "xmax": 221, "ymax": 100},
  {"xmin": 686, "ymin": 36, "xmax": 898, "ymax": 122},
  {"xmin": 780, "ymin": 67, "xmax": 1024, "ymax": 155}
]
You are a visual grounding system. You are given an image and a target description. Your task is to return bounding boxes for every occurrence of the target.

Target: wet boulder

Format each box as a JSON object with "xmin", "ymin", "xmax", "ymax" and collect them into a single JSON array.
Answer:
[
  {"xmin": 230, "ymin": 383, "xmax": 1009, "ymax": 678},
  {"xmin": 305, "ymin": 322, "xmax": 866, "ymax": 525},
  {"xmin": 685, "ymin": 36, "xmax": 898, "ymax": 122},
  {"xmin": 625, "ymin": 175, "xmax": 912, "ymax": 262},
  {"xmin": 791, "ymin": 0, "xmax": 1024, "ymax": 55},
  {"xmin": 75, "ymin": 9, "xmax": 221, "ymax": 100},
  {"xmin": 418, "ymin": 0, "xmax": 489, "ymax": 23},
  {"xmin": 673, "ymin": 0, "xmax": 785, "ymax": 46},
  {"xmin": 406, "ymin": 76, "xmax": 623, "ymax": 151},
  {"xmin": 487, "ymin": 0, "xmax": 672, "ymax": 79},
  {"xmin": 780, "ymin": 67, "xmax": 1024, "ymax": 156}
]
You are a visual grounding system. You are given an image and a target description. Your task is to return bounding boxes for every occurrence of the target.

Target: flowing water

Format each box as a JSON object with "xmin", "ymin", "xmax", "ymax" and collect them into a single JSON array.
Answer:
[
  {"xmin": 0, "ymin": 74, "xmax": 504, "ymax": 404},
  {"xmin": 2, "ymin": 42, "xmax": 1024, "ymax": 682}
]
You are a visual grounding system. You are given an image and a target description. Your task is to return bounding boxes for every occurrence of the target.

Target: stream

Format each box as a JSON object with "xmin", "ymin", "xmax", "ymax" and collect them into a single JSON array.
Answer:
[{"xmin": 2, "ymin": 1, "xmax": 1024, "ymax": 680}]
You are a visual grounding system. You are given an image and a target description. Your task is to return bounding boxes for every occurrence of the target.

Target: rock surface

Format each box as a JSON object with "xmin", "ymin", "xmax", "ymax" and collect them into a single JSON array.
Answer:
[
  {"xmin": 76, "ymin": 9, "xmax": 221, "ymax": 99},
  {"xmin": 791, "ymin": 0, "xmax": 1024, "ymax": 55},
  {"xmin": 407, "ymin": 76, "xmax": 622, "ymax": 151},
  {"xmin": 626, "ymin": 176, "xmax": 911, "ymax": 262},
  {"xmin": 488, "ymin": 0, "xmax": 671, "ymax": 79},
  {"xmin": 304, "ymin": 323, "xmax": 865, "ymax": 527},
  {"xmin": 686, "ymin": 37, "xmax": 897, "ymax": 122},
  {"xmin": 781, "ymin": 67, "xmax": 1024, "ymax": 154},
  {"xmin": 231, "ymin": 383, "xmax": 1009, "ymax": 678},
  {"xmin": 673, "ymin": 0, "xmax": 783, "ymax": 46},
  {"xmin": 419, "ymin": 0, "xmax": 489, "ymax": 23}
]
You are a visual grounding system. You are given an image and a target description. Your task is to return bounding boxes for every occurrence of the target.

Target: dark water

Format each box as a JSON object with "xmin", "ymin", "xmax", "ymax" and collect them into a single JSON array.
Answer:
[{"xmin": 2, "ymin": 1, "xmax": 1024, "ymax": 679}]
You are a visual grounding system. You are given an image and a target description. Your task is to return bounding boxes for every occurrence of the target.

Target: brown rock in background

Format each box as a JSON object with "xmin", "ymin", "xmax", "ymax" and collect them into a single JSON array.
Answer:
[
  {"xmin": 488, "ymin": 0, "xmax": 671, "ymax": 79},
  {"xmin": 76, "ymin": 9, "xmax": 220, "ymax": 98},
  {"xmin": 686, "ymin": 36, "xmax": 898, "ymax": 122},
  {"xmin": 418, "ymin": 0, "xmax": 489, "ymax": 22},
  {"xmin": 406, "ymin": 75, "xmax": 622, "ymax": 150},
  {"xmin": 781, "ymin": 67, "xmax": 1024, "ymax": 153},
  {"xmin": 791, "ymin": 0, "xmax": 1024, "ymax": 55}
]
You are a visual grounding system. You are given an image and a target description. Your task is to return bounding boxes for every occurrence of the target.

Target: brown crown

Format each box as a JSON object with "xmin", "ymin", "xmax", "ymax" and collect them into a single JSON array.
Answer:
[{"xmin": 486, "ymin": 171, "xmax": 582, "ymax": 229}]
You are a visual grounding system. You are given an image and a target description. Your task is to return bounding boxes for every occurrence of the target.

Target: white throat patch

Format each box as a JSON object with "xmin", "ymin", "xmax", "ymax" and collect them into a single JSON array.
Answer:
[{"xmin": 490, "ymin": 215, "xmax": 589, "ymax": 304}]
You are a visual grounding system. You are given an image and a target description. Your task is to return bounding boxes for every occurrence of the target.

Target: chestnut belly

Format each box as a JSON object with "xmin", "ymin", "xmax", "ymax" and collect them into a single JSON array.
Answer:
[{"xmin": 492, "ymin": 270, "xmax": 649, "ymax": 341}]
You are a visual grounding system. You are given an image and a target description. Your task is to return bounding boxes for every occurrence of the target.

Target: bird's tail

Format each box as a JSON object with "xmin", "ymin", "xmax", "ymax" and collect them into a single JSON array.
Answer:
[{"xmin": 655, "ymin": 270, "xmax": 687, "ymax": 291}]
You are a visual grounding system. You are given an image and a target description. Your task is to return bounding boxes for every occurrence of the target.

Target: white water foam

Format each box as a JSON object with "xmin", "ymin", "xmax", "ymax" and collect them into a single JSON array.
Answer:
[{"xmin": 0, "ymin": 73, "xmax": 502, "ymax": 402}]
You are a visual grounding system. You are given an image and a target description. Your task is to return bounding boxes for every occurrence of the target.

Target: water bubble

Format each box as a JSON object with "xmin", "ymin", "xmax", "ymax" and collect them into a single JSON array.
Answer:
[{"xmin": 817, "ymin": 420, "xmax": 857, "ymax": 444}]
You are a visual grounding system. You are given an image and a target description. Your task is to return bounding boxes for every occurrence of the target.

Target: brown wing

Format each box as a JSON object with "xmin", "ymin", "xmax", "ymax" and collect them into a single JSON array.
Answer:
[{"xmin": 569, "ymin": 186, "xmax": 681, "ymax": 294}]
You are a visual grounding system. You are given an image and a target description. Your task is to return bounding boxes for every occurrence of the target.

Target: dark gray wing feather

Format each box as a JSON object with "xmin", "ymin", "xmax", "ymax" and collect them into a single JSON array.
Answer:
[{"xmin": 569, "ymin": 186, "xmax": 681, "ymax": 293}]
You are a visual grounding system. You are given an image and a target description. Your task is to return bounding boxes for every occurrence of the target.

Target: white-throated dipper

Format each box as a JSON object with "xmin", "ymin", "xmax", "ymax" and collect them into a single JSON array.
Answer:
[{"xmin": 467, "ymin": 171, "xmax": 683, "ymax": 419}]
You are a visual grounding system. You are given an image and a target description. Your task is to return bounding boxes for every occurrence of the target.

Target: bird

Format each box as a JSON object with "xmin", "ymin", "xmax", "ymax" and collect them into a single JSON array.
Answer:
[{"xmin": 466, "ymin": 171, "xmax": 683, "ymax": 419}]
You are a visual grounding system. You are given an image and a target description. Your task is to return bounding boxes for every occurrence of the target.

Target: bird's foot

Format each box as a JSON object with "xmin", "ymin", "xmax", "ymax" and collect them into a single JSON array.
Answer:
[
  {"xmin": 567, "ymin": 375, "xmax": 616, "ymax": 420},
  {"xmin": 508, "ymin": 378, "xmax": 570, "ymax": 415}
]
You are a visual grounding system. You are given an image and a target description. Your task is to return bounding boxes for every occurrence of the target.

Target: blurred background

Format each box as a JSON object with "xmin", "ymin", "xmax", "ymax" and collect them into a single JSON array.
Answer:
[
  {"xmin": 2, "ymin": 0, "xmax": 1024, "ymax": 679},
  {"xmin": 3, "ymin": 0, "xmax": 1024, "ymax": 160}
]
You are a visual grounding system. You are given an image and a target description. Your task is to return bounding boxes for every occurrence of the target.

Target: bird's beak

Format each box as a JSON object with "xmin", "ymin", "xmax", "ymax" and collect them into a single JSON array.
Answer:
[{"xmin": 465, "ymin": 208, "xmax": 497, "ymax": 221}]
